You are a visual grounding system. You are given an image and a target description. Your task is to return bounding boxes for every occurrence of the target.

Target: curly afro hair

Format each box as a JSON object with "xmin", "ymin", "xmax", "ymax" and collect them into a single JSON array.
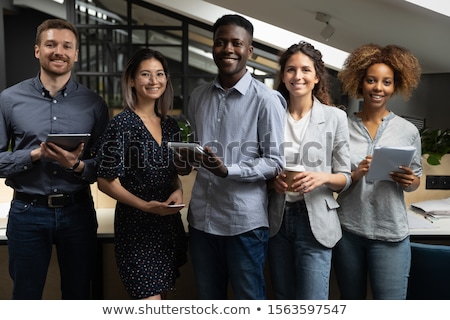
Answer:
[{"xmin": 338, "ymin": 44, "xmax": 421, "ymax": 100}]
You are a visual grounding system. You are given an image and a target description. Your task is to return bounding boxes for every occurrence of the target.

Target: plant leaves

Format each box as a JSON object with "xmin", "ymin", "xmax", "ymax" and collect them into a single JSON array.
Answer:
[
  {"xmin": 420, "ymin": 127, "xmax": 450, "ymax": 165},
  {"xmin": 426, "ymin": 153, "xmax": 442, "ymax": 166}
]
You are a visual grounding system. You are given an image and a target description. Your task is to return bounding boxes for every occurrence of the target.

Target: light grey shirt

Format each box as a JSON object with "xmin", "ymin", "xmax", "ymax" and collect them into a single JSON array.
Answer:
[
  {"xmin": 337, "ymin": 112, "xmax": 422, "ymax": 241},
  {"xmin": 187, "ymin": 71, "xmax": 286, "ymax": 236}
]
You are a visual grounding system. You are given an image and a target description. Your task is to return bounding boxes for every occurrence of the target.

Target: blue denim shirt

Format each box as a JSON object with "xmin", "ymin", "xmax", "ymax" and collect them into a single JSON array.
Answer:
[
  {"xmin": 0, "ymin": 74, "xmax": 109, "ymax": 195},
  {"xmin": 187, "ymin": 71, "xmax": 286, "ymax": 236}
]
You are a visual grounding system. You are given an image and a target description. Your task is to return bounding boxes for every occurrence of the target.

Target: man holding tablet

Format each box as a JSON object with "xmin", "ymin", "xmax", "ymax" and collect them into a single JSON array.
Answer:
[
  {"xmin": 180, "ymin": 14, "xmax": 286, "ymax": 299},
  {"xmin": 0, "ymin": 19, "xmax": 109, "ymax": 299}
]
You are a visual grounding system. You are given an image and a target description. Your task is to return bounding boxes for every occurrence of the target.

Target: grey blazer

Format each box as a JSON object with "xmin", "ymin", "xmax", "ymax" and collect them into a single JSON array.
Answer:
[{"xmin": 268, "ymin": 99, "xmax": 351, "ymax": 248}]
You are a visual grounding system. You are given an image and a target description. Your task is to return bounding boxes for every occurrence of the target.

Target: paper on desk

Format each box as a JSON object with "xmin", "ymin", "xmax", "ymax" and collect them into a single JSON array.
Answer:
[
  {"xmin": 408, "ymin": 210, "xmax": 438, "ymax": 229},
  {"xmin": 411, "ymin": 197, "xmax": 450, "ymax": 214},
  {"xmin": 366, "ymin": 146, "xmax": 416, "ymax": 181}
]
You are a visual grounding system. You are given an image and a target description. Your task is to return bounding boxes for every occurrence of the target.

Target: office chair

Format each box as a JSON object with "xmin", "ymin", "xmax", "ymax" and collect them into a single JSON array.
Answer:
[{"xmin": 407, "ymin": 242, "xmax": 450, "ymax": 299}]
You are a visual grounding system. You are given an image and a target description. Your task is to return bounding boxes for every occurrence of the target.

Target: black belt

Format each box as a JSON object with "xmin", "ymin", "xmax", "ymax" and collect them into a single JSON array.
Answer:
[{"xmin": 13, "ymin": 189, "xmax": 91, "ymax": 208}]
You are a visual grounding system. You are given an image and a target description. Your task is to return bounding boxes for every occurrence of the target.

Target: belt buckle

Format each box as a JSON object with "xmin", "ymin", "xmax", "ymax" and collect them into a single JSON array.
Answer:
[{"xmin": 47, "ymin": 194, "xmax": 66, "ymax": 208}]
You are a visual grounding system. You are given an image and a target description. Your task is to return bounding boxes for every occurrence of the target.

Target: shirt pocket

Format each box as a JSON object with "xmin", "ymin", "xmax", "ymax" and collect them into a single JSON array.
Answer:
[{"xmin": 324, "ymin": 196, "xmax": 340, "ymax": 210}]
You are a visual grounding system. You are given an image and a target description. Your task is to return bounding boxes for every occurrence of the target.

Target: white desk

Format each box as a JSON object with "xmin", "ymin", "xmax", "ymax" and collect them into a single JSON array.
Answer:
[
  {"xmin": 4, "ymin": 206, "xmax": 449, "ymax": 238},
  {"xmin": 96, "ymin": 208, "xmax": 115, "ymax": 240},
  {"xmin": 0, "ymin": 207, "xmax": 116, "ymax": 243},
  {"xmin": 1, "ymin": 206, "xmax": 190, "ymax": 241},
  {"xmin": 408, "ymin": 208, "xmax": 450, "ymax": 239},
  {"xmin": 2, "ymin": 207, "xmax": 450, "ymax": 240}
]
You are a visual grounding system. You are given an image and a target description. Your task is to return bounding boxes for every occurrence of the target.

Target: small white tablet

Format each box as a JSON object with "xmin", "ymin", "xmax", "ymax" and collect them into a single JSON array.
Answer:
[{"xmin": 167, "ymin": 142, "xmax": 207, "ymax": 155}]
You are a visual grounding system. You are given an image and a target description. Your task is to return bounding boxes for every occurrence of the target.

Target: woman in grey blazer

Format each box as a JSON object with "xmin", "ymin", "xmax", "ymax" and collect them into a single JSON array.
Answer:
[{"xmin": 268, "ymin": 41, "xmax": 351, "ymax": 300}]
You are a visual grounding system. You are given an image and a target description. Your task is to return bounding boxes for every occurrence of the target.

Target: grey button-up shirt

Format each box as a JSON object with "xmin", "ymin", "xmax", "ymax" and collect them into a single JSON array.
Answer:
[
  {"xmin": 187, "ymin": 71, "xmax": 286, "ymax": 236},
  {"xmin": 0, "ymin": 74, "xmax": 109, "ymax": 195}
]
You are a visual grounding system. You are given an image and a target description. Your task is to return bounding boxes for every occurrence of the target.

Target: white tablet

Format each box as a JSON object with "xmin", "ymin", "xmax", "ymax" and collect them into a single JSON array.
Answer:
[
  {"xmin": 46, "ymin": 133, "xmax": 91, "ymax": 151},
  {"xmin": 167, "ymin": 142, "xmax": 207, "ymax": 155}
]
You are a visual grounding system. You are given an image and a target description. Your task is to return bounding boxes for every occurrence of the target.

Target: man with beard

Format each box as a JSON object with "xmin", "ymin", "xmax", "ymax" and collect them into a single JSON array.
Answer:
[
  {"xmin": 180, "ymin": 14, "xmax": 286, "ymax": 299},
  {"xmin": 0, "ymin": 19, "xmax": 109, "ymax": 299}
]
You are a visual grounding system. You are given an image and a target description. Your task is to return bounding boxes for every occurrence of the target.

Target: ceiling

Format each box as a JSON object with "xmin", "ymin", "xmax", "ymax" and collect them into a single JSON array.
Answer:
[
  {"xmin": 153, "ymin": 0, "xmax": 450, "ymax": 74},
  {"xmin": 14, "ymin": 0, "xmax": 450, "ymax": 74}
]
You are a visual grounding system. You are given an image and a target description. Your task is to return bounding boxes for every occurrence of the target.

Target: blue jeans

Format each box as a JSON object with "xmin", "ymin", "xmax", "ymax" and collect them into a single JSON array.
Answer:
[
  {"xmin": 189, "ymin": 226, "xmax": 269, "ymax": 299},
  {"xmin": 332, "ymin": 229, "xmax": 411, "ymax": 299},
  {"xmin": 7, "ymin": 198, "xmax": 98, "ymax": 299},
  {"xmin": 268, "ymin": 200, "xmax": 332, "ymax": 300}
]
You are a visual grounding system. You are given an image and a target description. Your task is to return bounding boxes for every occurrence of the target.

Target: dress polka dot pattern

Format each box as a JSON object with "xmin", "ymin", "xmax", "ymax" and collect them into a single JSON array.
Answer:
[{"xmin": 96, "ymin": 108, "xmax": 187, "ymax": 299}]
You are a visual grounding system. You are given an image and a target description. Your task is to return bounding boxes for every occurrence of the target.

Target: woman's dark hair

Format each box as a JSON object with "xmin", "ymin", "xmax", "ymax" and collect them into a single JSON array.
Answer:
[
  {"xmin": 122, "ymin": 48, "xmax": 174, "ymax": 118},
  {"xmin": 277, "ymin": 41, "xmax": 332, "ymax": 105}
]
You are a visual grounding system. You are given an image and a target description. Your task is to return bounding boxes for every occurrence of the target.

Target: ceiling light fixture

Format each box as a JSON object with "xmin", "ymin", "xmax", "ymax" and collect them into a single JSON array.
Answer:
[{"xmin": 315, "ymin": 12, "xmax": 335, "ymax": 41}]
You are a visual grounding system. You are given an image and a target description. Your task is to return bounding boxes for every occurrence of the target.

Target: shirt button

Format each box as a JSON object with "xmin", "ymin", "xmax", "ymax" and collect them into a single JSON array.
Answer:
[
  {"xmin": 23, "ymin": 165, "xmax": 28, "ymax": 170},
  {"xmin": 53, "ymin": 171, "xmax": 57, "ymax": 175},
  {"xmin": 53, "ymin": 116, "xmax": 57, "ymax": 121},
  {"xmin": 53, "ymin": 189, "xmax": 58, "ymax": 193},
  {"xmin": 53, "ymin": 100, "xmax": 57, "ymax": 103}
]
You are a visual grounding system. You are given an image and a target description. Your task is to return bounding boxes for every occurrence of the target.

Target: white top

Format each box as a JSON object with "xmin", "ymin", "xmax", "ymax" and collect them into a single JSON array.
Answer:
[{"xmin": 285, "ymin": 109, "xmax": 311, "ymax": 202}]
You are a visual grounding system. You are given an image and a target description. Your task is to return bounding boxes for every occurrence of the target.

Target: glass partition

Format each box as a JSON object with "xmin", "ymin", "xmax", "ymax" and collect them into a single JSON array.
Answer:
[{"xmin": 72, "ymin": 0, "xmax": 283, "ymax": 117}]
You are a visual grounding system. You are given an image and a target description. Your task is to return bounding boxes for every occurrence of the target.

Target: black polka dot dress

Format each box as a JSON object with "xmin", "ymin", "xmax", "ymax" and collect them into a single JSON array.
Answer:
[{"xmin": 96, "ymin": 108, "xmax": 187, "ymax": 299}]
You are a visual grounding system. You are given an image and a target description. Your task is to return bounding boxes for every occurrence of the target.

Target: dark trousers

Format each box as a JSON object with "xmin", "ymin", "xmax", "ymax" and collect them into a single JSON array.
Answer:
[{"xmin": 7, "ymin": 197, "xmax": 98, "ymax": 299}]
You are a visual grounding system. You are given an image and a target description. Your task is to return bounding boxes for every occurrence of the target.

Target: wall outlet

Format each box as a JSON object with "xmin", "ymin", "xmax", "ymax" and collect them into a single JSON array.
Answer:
[
  {"xmin": 442, "ymin": 176, "xmax": 450, "ymax": 189},
  {"xmin": 426, "ymin": 175, "xmax": 450, "ymax": 190}
]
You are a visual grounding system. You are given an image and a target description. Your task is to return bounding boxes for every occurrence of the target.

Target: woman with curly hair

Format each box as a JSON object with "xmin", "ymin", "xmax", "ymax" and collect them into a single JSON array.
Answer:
[
  {"xmin": 333, "ymin": 44, "xmax": 422, "ymax": 299},
  {"xmin": 268, "ymin": 41, "xmax": 351, "ymax": 299}
]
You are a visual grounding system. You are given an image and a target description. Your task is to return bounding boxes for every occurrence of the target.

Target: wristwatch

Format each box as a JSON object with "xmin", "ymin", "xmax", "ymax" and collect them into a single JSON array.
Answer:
[{"xmin": 65, "ymin": 159, "xmax": 81, "ymax": 172}]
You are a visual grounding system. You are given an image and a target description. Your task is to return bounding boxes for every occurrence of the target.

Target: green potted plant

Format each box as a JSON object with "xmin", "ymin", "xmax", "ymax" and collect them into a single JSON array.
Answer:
[
  {"xmin": 177, "ymin": 118, "xmax": 192, "ymax": 143},
  {"xmin": 420, "ymin": 128, "xmax": 450, "ymax": 165}
]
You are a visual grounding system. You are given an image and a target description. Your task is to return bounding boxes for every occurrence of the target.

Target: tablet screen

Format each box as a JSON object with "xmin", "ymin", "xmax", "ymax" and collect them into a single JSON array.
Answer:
[{"xmin": 46, "ymin": 133, "xmax": 91, "ymax": 151}]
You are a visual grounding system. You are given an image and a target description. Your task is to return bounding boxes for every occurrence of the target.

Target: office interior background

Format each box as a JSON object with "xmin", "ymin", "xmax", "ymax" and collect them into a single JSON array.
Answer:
[
  {"xmin": 1, "ymin": 0, "xmax": 450, "ymax": 300},
  {"xmin": 1, "ymin": 0, "xmax": 450, "ymax": 129}
]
